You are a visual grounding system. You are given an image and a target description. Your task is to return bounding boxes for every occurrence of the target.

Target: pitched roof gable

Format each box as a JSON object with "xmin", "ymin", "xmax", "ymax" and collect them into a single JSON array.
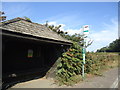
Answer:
[{"xmin": 0, "ymin": 17, "xmax": 72, "ymax": 44}]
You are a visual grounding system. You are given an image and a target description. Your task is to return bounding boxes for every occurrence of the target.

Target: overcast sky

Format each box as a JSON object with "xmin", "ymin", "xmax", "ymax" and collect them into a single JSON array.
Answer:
[{"xmin": 2, "ymin": 2, "xmax": 118, "ymax": 51}]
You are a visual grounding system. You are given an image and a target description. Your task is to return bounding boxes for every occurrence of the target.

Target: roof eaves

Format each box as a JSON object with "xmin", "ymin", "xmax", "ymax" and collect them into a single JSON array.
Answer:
[{"xmin": 0, "ymin": 27, "xmax": 72, "ymax": 45}]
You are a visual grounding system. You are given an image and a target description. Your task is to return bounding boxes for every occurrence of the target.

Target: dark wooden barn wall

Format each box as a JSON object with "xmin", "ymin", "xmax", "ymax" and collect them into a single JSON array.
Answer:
[
  {"xmin": 2, "ymin": 35, "xmax": 65, "ymax": 74},
  {"xmin": 2, "ymin": 33, "xmax": 70, "ymax": 88}
]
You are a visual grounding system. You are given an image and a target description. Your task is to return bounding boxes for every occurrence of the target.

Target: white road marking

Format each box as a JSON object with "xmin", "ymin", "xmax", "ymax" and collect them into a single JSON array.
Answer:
[
  {"xmin": 110, "ymin": 77, "xmax": 118, "ymax": 88},
  {"xmin": 110, "ymin": 75, "xmax": 120, "ymax": 90}
]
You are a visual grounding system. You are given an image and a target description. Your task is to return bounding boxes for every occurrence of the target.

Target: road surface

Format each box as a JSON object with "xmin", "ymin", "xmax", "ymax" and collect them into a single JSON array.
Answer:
[{"xmin": 9, "ymin": 67, "xmax": 119, "ymax": 89}]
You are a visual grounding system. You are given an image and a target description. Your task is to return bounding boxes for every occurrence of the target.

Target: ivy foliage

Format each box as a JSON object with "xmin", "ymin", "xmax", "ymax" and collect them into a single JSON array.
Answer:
[{"xmin": 56, "ymin": 42, "xmax": 83, "ymax": 84}]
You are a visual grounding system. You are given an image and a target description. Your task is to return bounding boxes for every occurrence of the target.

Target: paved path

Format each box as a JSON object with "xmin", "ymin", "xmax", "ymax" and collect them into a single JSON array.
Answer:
[
  {"xmin": 10, "ymin": 77, "xmax": 57, "ymax": 88},
  {"xmin": 10, "ymin": 67, "xmax": 119, "ymax": 88}
]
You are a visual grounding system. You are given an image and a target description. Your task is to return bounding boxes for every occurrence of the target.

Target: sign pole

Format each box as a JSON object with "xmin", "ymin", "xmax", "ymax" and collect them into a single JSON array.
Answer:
[
  {"xmin": 82, "ymin": 36, "xmax": 85, "ymax": 79},
  {"xmin": 82, "ymin": 25, "xmax": 89, "ymax": 79}
]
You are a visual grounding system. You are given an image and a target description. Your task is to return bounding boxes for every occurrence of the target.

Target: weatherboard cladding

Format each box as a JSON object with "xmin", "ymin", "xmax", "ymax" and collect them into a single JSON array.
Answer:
[{"xmin": 0, "ymin": 17, "xmax": 72, "ymax": 44}]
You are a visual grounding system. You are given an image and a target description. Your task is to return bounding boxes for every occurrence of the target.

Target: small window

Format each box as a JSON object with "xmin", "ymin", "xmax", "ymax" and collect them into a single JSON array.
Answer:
[{"xmin": 28, "ymin": 49, "xmax": 33, "ymax": 58}]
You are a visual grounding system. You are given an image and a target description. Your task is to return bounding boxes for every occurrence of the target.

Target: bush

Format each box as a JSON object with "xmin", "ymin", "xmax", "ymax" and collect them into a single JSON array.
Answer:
[
  {"xmin": 56, "ymin": 48, "xmax": 118, "ymax": 85},
  {"xmin": 56, "ymin": 42, "xmax": 83, "ymax": 85}
]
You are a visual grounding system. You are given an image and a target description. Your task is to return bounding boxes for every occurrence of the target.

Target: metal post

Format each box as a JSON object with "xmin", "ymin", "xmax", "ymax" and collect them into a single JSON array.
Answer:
[
  {"xmin": 82, "ymin": 25, "xmax": 89, "ymax": 79},
  {"xmin": 82, "ymin": 38, "xmax": 85, "ymax": 79},
  {"xmin": 82, "ymin": 63, "xmax": 84, "ymax": 78}
]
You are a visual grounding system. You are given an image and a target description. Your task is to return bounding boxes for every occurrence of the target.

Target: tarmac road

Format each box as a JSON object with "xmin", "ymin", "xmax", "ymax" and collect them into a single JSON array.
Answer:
[
  {"xmin": 10, "ymin": 67, "xmax": 119, "ymax": 89},
  {"xmin": 67, "ymin": 67, "xmax": 119, "ymax": 88}
]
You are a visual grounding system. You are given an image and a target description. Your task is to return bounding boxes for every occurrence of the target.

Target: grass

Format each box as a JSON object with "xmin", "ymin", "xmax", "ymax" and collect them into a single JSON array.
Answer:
[
  {"xmin": 55, "ymin": 75, "xmax": 83, "ymax": 86},
  {"xmin": 86, "ymin": 52, "xmax": 118, "ymax": 76}
]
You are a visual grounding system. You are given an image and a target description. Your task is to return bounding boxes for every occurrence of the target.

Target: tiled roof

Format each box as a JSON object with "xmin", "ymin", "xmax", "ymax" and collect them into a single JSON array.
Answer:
[{"xmin": 0, "ymin": 17, "xmax": 72, "ymax": 44}]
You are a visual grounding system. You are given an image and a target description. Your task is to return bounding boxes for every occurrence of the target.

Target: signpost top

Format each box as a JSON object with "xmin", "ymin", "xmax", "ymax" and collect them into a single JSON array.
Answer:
[{"xmin": 83, "ymin": 25, "xmax": 89, "ymax": 36}]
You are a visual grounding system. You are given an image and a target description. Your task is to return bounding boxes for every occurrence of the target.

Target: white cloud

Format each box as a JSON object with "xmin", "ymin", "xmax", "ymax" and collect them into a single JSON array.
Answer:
[
  {"xmin": 65, "ymin": 28, "xmax": 83, "ymax": 35},
  {"xmin": 47, "ymin": 21, "xmax": 66, "ymax": 31},
  {"xmin": 44, "ymin": 18, "xmax": 118, "ymax": 52},
  {"xmin": 47, "ymin": 21, "xmax": 83, "ymax": 35},
  {"xmin": 40, "ymin": 13, "xmax": 84, "ymax": 30},
  {"xmin": 87, "ymin": 17, "xmax": 118, "ymax": 52},
  {"xmin": 48, "ymin": 21, "xmax": 57, "ymax": 26}
]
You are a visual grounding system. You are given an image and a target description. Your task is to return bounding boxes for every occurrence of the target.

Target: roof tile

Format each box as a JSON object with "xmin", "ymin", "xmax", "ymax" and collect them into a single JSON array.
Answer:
[{"xmin": 1, "ymin": 17, "xmax": 72, "ymax": 44}]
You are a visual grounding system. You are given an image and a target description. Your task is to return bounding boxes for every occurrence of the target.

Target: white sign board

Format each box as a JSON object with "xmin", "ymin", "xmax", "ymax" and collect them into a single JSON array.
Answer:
[{"xmin": 83, "ymin": 25, "xmax": 89, "ymax": 35}]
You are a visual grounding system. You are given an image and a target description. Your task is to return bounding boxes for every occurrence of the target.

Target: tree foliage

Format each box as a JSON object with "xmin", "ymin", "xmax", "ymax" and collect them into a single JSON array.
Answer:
[
  {"xmin": 23, "ymin": 16, "xmax": 32, "ymax": 22},
  {"xmin": 45, "ymin": 22, "xmax": 94, "ymax": 85},
  {"xmin": 97, "ymin": 38, "xmax": 120, "ymax": 52},
  {"xmin": 0, "ymin": 11, "xmax": 6, "ymax": 22},
  {"xmin": 45, "ymin": 21, "xmax": 68, "ymax": 36}
]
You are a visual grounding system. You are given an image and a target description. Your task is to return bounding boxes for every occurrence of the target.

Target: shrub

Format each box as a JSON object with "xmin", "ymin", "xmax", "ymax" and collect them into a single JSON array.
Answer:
[{"xmin": 56, "ymin": 42, "xmax": 83, "ymax": 85}]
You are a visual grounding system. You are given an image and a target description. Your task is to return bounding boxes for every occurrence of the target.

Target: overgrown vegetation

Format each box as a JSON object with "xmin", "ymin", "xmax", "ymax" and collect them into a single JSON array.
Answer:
[
  {"xmin": 56, "ymin": 42, "xmax": 83, "ymax": 85},
  {"xmin": 55, "ymin": 52, "xmax": 118, "ymax": 85},
  {"xmin": 86, "ymin": 52, "xmax": 118, "ymax": 75},
  {"xmin": 46, "ymin": 22, "xmax": 118, "ymax": 86}
]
